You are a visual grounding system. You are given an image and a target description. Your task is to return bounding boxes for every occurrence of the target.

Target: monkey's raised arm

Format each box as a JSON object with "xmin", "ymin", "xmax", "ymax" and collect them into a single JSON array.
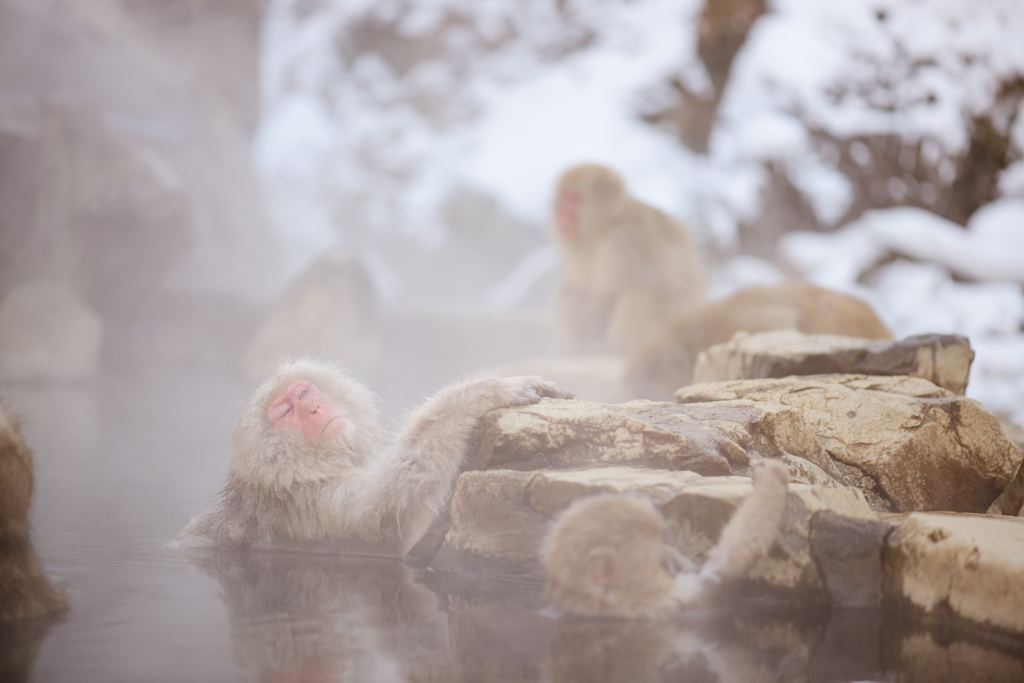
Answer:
[
  {"xmin": 356, "ymin": 376, "xmax": 573, "ymax": 556},
  {"xmin": 693, "ymin": 460, "xmax": 789, "ymax": 585}
]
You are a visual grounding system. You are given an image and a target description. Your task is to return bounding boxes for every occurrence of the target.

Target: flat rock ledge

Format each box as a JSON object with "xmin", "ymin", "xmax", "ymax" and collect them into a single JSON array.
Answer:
[
  {"xmin": 885, "ymin": 512, "xmax": 1024, "ymax": 638},
  {"xmin": 693, "ymin": 331, "xmax": 974, "ymax": 395},
  {"xmin": 469, "ymin": 398, "xmax": 844, "ymax": 480},
  {"xmin": 431, "ymin": 468, "xmax": 1024, "ymax": 636},
  {"xmin": 677, "ymin": 375, "xmax": 1022, "ymax": 513},
  {"xmin": 431, "ymin": 467, "xmax": 880, "ymax": 605}
]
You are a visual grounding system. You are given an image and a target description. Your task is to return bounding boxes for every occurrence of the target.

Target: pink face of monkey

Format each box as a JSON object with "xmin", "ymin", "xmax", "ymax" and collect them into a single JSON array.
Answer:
[
  {"xmin": 267, "ymin": 380, "xmax": 346, "ymax": 442},
  {"xmin": 555, "ymin": 189, "xmax": 583, "ymax": 240}
]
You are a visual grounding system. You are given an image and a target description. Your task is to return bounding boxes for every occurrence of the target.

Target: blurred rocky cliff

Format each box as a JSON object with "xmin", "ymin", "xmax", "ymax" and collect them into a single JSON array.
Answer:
[{"xmin": 0, "ymin": 0, "xmax": 283, "ymax": 373}]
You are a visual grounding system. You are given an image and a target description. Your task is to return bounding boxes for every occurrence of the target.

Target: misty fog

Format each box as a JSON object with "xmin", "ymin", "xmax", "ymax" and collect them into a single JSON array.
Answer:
[{"xmin": 1, "ymin": 0, "xmax": 1023, "ymax": 681}]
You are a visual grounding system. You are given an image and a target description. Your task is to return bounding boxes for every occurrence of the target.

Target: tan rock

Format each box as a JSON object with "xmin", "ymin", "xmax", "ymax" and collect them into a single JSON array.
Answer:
[
  {"xmin": 693, "ymin": 330, "xmax": 974, "ymax": 394},
  {"xmin": 677, "ymin": 375, "xmax": 1022, "ymax": 513},
  {"xmin": 809, "ymin": 511, "xmax": 893, "ymax": 608},
  {"xmin": 885, "ymin": 512, "xmax": 1024, "ymax": 636},
  {"xmin": 432, "ymin": 466, "xmax": 877, "ymax": 602},
  {"xmin": 780, "ymin": 454, "xmax": 843, "ymax": 488},
  {"xmin": 989, "ymin": 419, "xmax": 1024, "ymax": 516},
  {"xmin": 1001, "ymin": 419, "xmax": 1024, "ymax": 453},
  {"xmin": 471, "ymin": 398, "xmax": 846, "ymax": 481}
]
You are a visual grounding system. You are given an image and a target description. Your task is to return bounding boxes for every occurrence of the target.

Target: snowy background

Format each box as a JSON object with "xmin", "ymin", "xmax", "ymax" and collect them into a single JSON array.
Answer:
[{"xmin": 253, "ymin": 0, "xmax": 1024, "ymax": 424}]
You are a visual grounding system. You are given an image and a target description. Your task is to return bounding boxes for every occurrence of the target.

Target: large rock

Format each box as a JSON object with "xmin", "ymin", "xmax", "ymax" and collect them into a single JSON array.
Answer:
[
  {"xmin": 432, "ymin": 466, "xmax": 878, "ymax": 603},
  {"xmin": 885, "ymin": 512, "xmax": 1024, "ymax": 637},
  {"xmin": 0, "ymin": 280, "xmax": 102, "ymax": 380},
  {"xmin": 0, "ymin": 2, "xmax": 285, "ymax": 372},
  {"xmin": 470, "ymin": 398, "xmax": 846, "ymax": 481},
  {"xmin": 693, "ymin": 330, "xmax": 974, "ymax": 395},
  {"xmin": 677, "ymin": 375, "xmax": 1022, "ymax": 513}
]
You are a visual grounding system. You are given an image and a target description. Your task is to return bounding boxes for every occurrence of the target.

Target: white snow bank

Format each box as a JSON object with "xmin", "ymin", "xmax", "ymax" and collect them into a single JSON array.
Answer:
[
  {"xmin": 256, "ymin": 0, "xmax": 715, "ymax": 260},
  {"xmin": 781, "ymin": 202, "xmax": 1024, "ymax": 285},
  {"xmin": 717, "ymin": 0, "xmax": 1024, "ymax": 224}
]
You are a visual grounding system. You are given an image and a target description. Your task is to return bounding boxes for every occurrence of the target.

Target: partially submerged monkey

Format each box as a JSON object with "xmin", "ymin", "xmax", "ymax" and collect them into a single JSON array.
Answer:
[
  {"xmin": 553, "ymin": 164, "xmax": 706, "ymax": 355},
  {"xmin": 176, "ymin": 359, "xmax": 572, "ymax": 557},
  {"xmin": 0, "ymin": 404, "xmax": 68, "ymax": 620},
  {"xmin": 541, "ymin": 460, "xmax": 789, "ymax": 618}
]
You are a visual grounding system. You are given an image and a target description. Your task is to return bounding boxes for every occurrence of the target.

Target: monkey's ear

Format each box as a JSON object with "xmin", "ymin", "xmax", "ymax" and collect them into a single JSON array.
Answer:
[{"xmin": 588, "ymin": 546, "xmax": 619, "ymax": 588}]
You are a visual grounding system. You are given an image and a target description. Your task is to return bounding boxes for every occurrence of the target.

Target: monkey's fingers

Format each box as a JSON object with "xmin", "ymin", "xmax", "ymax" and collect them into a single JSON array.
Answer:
[
  {"xmin": 494, "ymin": 376, "xmax": 575, "ymax": 408},
  {"xmin": 530, "ymin": 378, "xmax": 574, "ymax": 400}
]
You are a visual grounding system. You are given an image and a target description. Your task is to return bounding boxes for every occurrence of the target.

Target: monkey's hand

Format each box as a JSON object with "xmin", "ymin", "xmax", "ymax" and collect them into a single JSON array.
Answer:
[
  {"xmin": 700, "ymin": 457, "xmax": 789, "ymax": 584},
  {"xmin": 477, "ymin": 375, "xmax": 575, "ymax": 411},
  {"xmin": 751, "ymin": 458, "xmax": 789, "ymax": 489}
]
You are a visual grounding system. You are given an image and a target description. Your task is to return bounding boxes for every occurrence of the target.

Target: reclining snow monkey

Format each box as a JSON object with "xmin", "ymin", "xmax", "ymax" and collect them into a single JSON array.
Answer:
[{"xmin": 177, "ymin": 358, "xmax": 574, "ymax": 556}]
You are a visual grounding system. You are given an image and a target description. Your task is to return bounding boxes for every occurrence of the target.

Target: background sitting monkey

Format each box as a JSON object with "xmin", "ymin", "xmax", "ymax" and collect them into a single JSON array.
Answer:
[
  {"xmin": 176, "ymin": 359, "xmax": 572, "ymax": 557},
  {"xmin": 553, "ymin": 164, "xmax": 706, "ymax": 355},
  {"xmin": 0, "ymin": 404, "xmax": 68, "ymax": 620},
  {"xmin": 541, "ymin": 459, "xmax": 789, "ymax": 618},
  {"xmin": 626, "ymin": 281, "xmax": 893, "ymax": 400}
]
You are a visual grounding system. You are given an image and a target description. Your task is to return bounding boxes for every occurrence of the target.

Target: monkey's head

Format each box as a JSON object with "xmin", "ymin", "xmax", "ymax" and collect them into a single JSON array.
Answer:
[
  {"xmin": 553, "ymin": 164, "xmax": 628, "ymax": 243},
  {"xmin": 230, "ymin": 359, "xmax": 384, "ymax": 490},
  {"xmin": 542, "ymin": 495, "xmax": 677, "ymax": 618}
]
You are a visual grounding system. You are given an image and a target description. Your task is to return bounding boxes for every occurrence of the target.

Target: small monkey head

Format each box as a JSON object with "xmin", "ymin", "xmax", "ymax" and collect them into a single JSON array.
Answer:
[
  {"xmin": 230, "ymin": 359, "xmax": 384, "ymax": 490},
  {"xmin": 542, "ymin": 495, "xmax": 677, "ymax": 618},
  {"xmin": 553, "ymin": 164, "xmax": 628, "ymax": 243}
]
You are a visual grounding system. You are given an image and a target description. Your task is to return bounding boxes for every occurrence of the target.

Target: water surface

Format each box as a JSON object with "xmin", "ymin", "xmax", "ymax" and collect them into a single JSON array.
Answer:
[{"xmin": 5, "ymin": 369, "xmax": 1024, "ymax": 682}]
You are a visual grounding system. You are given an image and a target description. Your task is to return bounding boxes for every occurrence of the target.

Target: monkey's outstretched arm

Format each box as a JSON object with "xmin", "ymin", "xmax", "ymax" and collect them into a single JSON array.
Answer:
[
  {"xmin": 670, "ymin": 460, "xmax": 788, "ymax": 604},
  {"xmin": 700, "ymin": 459, "xmax": 789, "ymax": 583},
  {"xmin": 360, "ymin": 376, "xmax": 573, "ymax": 555}
]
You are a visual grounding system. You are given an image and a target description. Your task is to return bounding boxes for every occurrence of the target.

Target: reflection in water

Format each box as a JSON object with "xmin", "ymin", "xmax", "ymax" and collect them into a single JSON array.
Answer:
[
  {"xmin": 126, "ymin": 543, "xmax": 1024, "ymax": 683},
  {"xmin": 0, "ymin": 614, "xmax": 64, "ymax": 683},
  {"xmin": 894, "ymin": 630, "xmax": 1024, "ymax": 683},
  {"xmin": 545, "ymin": 619, "xmax": 708, "ymax": 683},
  {"xmin": 543, "ymin": 609, "xmax": 813, "ymax": 683},
  {"xmin": 182, "ymin": 550, "xmax": 456, "ymax": 683}
]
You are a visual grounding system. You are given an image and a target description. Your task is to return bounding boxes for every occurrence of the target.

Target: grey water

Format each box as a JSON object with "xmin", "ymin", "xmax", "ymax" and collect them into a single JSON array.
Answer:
[{"xmin": 5, "ymin": 368, "xmax": 1024, "ymax": 682}]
